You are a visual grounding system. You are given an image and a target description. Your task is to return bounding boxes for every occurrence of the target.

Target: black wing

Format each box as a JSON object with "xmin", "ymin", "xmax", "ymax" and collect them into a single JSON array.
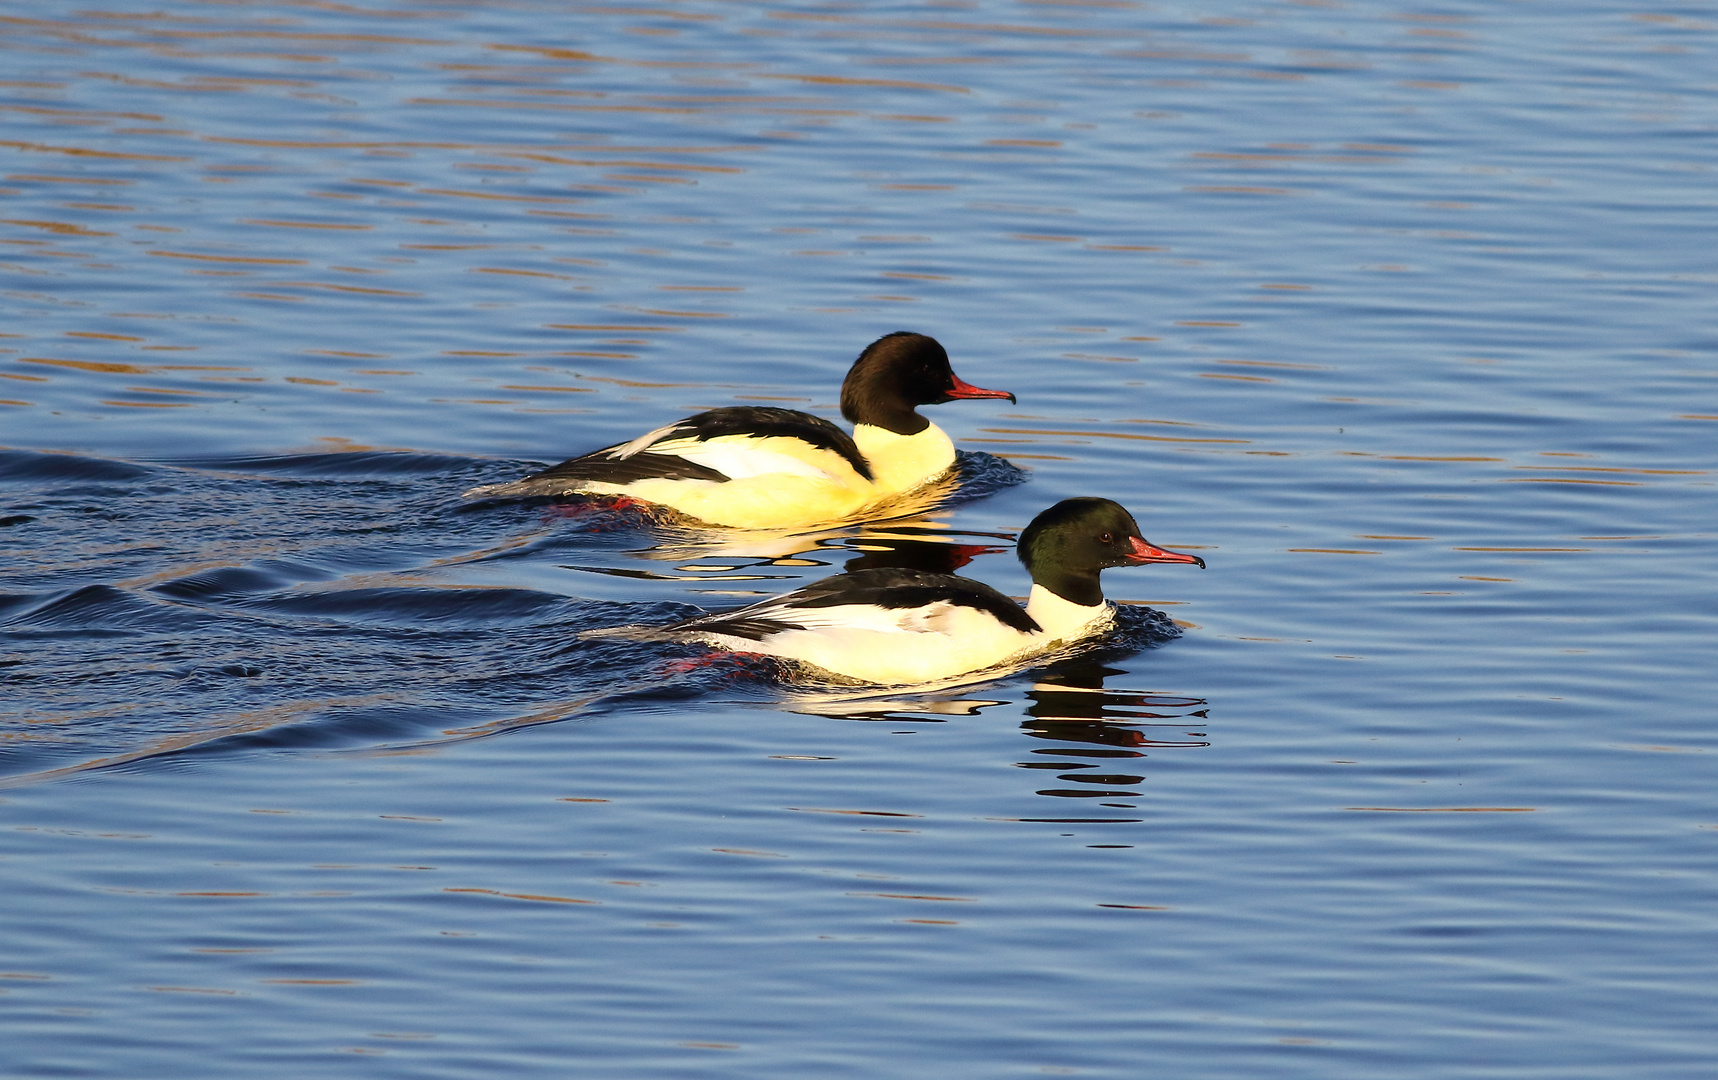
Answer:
[
  {"xmin": 522, "ymin": 406, "xmax": 873, "ymax": 487},
  {"xmin": 523, "ymin": 450, "xmax": 729, "ymax": 486},
  {"xmin": 675, "ymin": 407, "xmax": 872, "ymax": 481},
  {"xmin": 675, "ymin": 567, "xmax": 1040, "ymax": 642}
]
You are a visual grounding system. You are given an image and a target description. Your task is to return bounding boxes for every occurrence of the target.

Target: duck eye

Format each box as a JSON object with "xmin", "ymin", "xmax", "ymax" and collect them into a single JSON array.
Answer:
[{"xmin": 1099, "ymin": 532, "xmax": 1112, "ymax": 544}]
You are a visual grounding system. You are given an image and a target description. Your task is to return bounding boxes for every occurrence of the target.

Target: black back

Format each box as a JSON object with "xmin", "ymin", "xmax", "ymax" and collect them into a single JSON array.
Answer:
[
  {"xmin": 524, "ymin": 450, "xmax": 729, "ymax": 486},
  {"xmin": 682, "ymin": 566, "xmax": 1040, "ymax": 641},
  {"xmin": 525, "ymin": 405, "xmax": 873, "ymax": 485}
]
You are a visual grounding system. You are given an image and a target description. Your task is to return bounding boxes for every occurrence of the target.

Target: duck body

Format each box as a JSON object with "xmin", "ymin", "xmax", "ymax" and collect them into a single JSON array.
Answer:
[
  {"xmin": 651, "ymin": 570, "xmax": 1121, "ymax": 685},
  {"xmin": 491, "ymin": 406, "xmax": 882, "ymax": 529},
  {"xmin": 465, "ymin": 332, "xmax": 1011, "ymax": 529},
  {"xmin": 594, "ymin": 497, "xmax": 1205, "ymax": 684}
]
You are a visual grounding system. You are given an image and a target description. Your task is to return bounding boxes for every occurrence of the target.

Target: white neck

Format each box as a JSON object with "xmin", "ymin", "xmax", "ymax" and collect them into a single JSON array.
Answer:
[
  {"xmin": 1025, "ymin": 583, "xmax": 1113, "ymax": 642},
  {"xmin": 851, "ymin": 422, "xmax": 956, "ymax": 495}
]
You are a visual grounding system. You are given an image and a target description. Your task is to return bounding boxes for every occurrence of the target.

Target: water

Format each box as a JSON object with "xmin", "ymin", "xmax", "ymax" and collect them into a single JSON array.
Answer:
[{"xmin": 4, "ymin": 0, "xmax": 1716, "ymax": 1076}]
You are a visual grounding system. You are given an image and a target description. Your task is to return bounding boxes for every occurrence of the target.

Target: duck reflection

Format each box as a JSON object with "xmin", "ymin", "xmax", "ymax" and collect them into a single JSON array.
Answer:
[
  {"xmin": 1023, "ymin": 661, "xmax": 1209, "ymax": 747},
  {"xmin": 566, "ymin": 505, "xmax": 1011, "ymax": 585},
  {"xmin": 787, "ymin": 659, "xmax": 1208, "ymax": 817},
  {"xmin": 836, "ymin": 531, "xmax": 1007, "ymax": 575},
  {"xmin": 1018, "ymin": 661, "xmax": 1208, "ymax": 808},
  {"xmin": 788, "ymin": 694, "xmax": 1006, "ymax": 721}
]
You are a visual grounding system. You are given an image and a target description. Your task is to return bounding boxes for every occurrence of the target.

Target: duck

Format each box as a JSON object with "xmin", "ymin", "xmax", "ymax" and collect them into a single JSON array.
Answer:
[
  {"xmin": 464, "ymin": 332, "xmax": 1014, "ymax": 529},
  {"xmin": 587, "ymin": 497, "xmax": 1205, "ymax": 685}
]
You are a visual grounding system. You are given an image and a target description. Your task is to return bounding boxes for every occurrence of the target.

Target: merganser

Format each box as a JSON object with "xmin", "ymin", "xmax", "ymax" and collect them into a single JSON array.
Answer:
[
  {"xmin": 464, "ymin": 332, "xmax": 1013, "ymax": 529},
  {"xmin": 589, "ymin": 497, "xmax": 1205, "ymax": 685}
]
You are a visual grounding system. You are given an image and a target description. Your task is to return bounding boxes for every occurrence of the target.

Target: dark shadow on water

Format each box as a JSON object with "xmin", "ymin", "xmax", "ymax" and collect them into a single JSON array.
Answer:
[
  {"xmin": 0, "ymin": 448, "xmax": 158, "ymax": 484},
  {"xmin": 159, "ymin": 449, "xmax": 490, "ymax": 478}
]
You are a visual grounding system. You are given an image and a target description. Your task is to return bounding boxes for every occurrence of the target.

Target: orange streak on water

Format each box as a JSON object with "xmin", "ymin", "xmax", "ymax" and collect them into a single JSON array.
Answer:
[
  {"xmin": 983, "ymin": 427, "xmax": 1250, "ymax": 445},
  {"xmin": 21, "ymin": 357, "xmax": 151, "ymax": 374},
  {"xmin": 1, "ymin": 218, "xmax": 113, "ymax": 236},
  {"xmin": 760, "ymin": 73, "xmax": 970, "ymax": 93},
  {"xmin": 241, "ymin": 219, "xmax": 373, "ymax": 230},
  {"xmin": 443, "ymin": 888, "xmax": 597, "ymax": 904},
  {"xmin": 0, "ymin": 138, "xmax": 190, "ymax": 161},
  {"xmin": 272, "ymin": 281, "xmax": 422, "ymax": 296},
  {"xmin": 146, "ymin": 250, "xmax": 306, "ymax": 265}
]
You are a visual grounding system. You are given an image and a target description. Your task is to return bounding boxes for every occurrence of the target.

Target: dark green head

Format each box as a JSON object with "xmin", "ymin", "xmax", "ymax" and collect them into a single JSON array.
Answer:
[{"xmin": 1017, "ymin": 497, "xmax": 1205, "ymax": 606}]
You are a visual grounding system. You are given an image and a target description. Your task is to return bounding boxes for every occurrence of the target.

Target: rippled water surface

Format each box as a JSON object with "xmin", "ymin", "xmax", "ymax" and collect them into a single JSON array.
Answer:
[{"xmin": 4, "ymin": 1, "xmax": 1716, "ymax": 1076}]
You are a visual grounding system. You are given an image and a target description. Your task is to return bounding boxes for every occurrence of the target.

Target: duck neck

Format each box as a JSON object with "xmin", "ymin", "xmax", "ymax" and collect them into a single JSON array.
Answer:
[
  {"xmin": 1025, "ymin": 558, "xmax": 1105, "ymax": 608},
  {"xmin": 844, "ymin": 386, "xmax": 930, "ymax": 437},
  {"xmin": 1025, "ymin": 583, "xmax": 1114, "ymax": 641},
  {"xmin": 852, "ymin": 422, "xmax": 956, "ymax": 494}
]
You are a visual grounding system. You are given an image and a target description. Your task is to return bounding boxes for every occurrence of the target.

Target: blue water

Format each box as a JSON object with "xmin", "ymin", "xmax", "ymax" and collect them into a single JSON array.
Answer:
[{"xmin": 4, "ymin": 1, "xmax": 1717, "ymax": 1076}]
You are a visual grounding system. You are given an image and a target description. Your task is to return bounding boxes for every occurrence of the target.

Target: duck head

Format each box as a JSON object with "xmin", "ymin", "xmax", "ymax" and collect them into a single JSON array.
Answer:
[
  {"xmin": 840, "ymin": 332, "xmax": 1014, "ymax": 435},
  {"xmin": 1017, "ymin": 497, "xmax": 1204, "ymax": 607}
]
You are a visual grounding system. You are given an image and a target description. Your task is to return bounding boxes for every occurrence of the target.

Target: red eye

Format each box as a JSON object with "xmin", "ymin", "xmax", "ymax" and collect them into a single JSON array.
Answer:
[{"xmin": 1100, "ymin": 532, "xmax": 1112, "ymax": 544}]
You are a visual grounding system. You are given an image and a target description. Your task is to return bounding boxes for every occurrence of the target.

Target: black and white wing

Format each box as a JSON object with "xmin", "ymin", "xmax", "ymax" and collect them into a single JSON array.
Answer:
[
  {"xmin": 468, "ymin": 406, "xmax": 873, "ymax": 498},
  {"xmin": 662, "ymin": 567, "xmax": 1041, "ymax": 642}
]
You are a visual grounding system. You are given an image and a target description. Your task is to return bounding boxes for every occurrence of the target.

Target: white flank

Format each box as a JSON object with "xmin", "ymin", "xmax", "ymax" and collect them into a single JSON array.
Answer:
[{"xmin": 686, "ymin": 596, "xmax": 1073, "ymax": 684}]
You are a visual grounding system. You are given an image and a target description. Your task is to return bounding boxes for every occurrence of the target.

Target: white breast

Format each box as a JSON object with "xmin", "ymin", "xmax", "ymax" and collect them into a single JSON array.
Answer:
[
  {"xmin": 1023, "ymin": 584, "xmax": 1114, "ymax": 642},
  {"xmin": 851, "ymin": 423, "xmax": 957, "ymax": 495}
]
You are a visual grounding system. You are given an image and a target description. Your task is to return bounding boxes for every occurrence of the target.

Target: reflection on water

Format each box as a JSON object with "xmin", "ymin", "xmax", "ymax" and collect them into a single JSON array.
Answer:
[
  {"xmin": 835, "ymin": 530, "xmax": 1007, "ymax": 575},
  {"xmin": 788, "ymin": 658, "xmax": 1208, "ymax": 817},
  {"xmin": 1024, "ymin": 663, "xmax": 1208, "ymax": 751},
  {"xmin": 569, "ymin": 519, "xmax": 1012, "ymax": 584},
  {"xmin": 1020, "ymin": 663, "xmax": 1209, "ymax": 815}
]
